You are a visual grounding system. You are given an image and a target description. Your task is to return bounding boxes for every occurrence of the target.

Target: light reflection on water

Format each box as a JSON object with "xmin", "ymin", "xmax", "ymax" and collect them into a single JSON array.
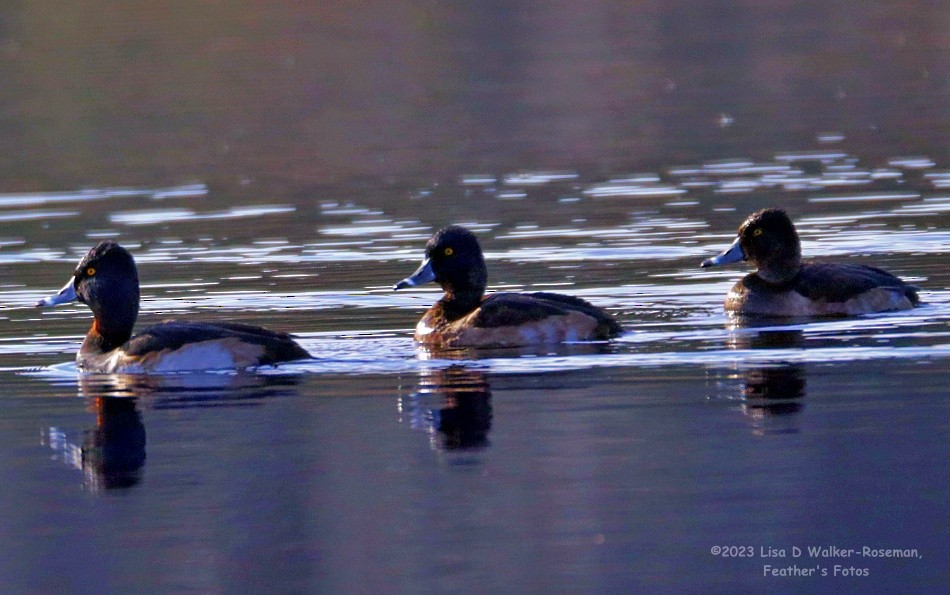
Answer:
[
  {"xmin": 0, "ymin": 184, "xmax": 208, "ymax": 208},
  {"xmin": 109, "ymin": 204, "xmax": 296, "ymax": 226},
  {"xmin": 13, "ymin": 303, "xmax": 950, "ymax": 378},
  {"xmin": 1, "ymin": 156, "xmax": 947, "ymax": 375},
  {"xmin": 1, "ymin": 153, "xmax": 948, "ymax": 594}
]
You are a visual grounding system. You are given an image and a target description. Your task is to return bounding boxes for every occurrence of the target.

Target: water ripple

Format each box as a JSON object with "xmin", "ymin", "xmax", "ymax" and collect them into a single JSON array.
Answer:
[
  {"xmin": 0, "ymin": 184, "xmax": 207, "ymax": 208},
  {"xmin": 110, "ymin": 205, "xmax": 295, "ymax": 226}
]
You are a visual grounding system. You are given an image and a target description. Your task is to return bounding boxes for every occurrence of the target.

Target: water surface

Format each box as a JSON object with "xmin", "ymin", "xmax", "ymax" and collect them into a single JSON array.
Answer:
[{"xmin": 0, "ymin": 2, "xmax": 948, "ymax": 592}]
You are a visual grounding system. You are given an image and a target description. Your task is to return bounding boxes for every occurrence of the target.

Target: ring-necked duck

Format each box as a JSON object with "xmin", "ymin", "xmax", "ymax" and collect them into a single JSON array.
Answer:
[
  {"xmin": 701, "ymin": 208, "xmax": 920, "ymax": 316},
  {"xmin": 393, "ymin": 226, "xmax": 622, "ymax": 347},
  {"xmin": 37, "ymin": 241, "xmax": 310, "ymax": 372}
]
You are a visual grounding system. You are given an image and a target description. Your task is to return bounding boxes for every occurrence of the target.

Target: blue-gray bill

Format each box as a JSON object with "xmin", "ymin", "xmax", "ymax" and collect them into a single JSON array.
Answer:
[
  {"xmin": 393, "ymin": 258, "xmax": 436, "ymax": 290},
  {"xmin": 37, "ymin": 277, "xmax": 78, "ymax": 307},
  {"xmin": 701, "ymin": 237, "xmax": 746, "ymax": 268}
]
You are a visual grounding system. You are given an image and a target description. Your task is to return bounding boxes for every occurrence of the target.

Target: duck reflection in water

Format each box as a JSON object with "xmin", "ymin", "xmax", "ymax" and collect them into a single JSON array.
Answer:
[
  {"xmin": 741, "ymin": 365, "xmax": 806, "ymax": 418},
  {"xmin": 402, "ymin": 366, "xmax": 493, "ymax": 451},
  {"xmin": 45, "ymin": 383, "xmax": 147, "ymax": 492},
  {"xmin": 727, "ymin": 326, "xmax": 807, "ymax": 432},
  {"xmin": 80, "ymin": 396, "xmax": 147, "ymax": 490},
  {"xmin": 45, "ymin": 373, "xmax": 301, "ymax": 491}
]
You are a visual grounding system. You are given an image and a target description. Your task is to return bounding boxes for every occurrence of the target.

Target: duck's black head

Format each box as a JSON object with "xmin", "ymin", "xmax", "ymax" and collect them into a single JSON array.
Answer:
[
  {"xmin": 71, "ymin": 241, "xmax": 141, "ymax": 317},
  {"xmin": 394, "ymin": 225, "xmax": 488, "ymax": 299},
  {"xmin": 39, "ymin": 241, "xmax": 140, "ymax": 348},
  {"xmin": 702, "ymin": 208, "xmax": 802, "ymax": 284}
]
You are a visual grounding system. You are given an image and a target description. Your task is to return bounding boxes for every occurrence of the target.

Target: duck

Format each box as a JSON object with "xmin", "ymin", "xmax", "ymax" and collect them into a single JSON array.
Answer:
[
  {"xmin": 37, "ymin": 241, "xmax": 311, "ymax": 372},
  {"xmin": 701, "ymin": 208, "xmax": 920, "ymax": 316},
  {"xmin": 393, "ymin": 225, "xmax": 622, "ymax": 347}
]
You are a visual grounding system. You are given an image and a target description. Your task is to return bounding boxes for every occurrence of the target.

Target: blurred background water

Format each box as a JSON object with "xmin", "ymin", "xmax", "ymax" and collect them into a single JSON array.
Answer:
[{"xmin": 0, "ymin": 2, "xmax": 947, "ymax": 592}]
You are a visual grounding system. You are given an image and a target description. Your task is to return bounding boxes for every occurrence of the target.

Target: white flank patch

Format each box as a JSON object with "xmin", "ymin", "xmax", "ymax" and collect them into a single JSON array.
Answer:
[
  {"xmin": 84, "ymin": 339, "xmax": 266, "ymax": 373},
  {"xmin": 144, "ymin": 343, "xmax": 240, "ymax": 372}
]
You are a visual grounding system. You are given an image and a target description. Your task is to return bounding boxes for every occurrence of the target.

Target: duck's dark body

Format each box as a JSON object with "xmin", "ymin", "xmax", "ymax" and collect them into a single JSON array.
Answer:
[
  {"xmin": 416, "ymin": 291, "xmax": 622, "ymax": 348},
  {"xmin": 727, "ymin": 263, "xmax": 919, "ymax": 316},
  {"xmin": 79, "ymin": 321, "xmax": 311, "ymax": 373}
]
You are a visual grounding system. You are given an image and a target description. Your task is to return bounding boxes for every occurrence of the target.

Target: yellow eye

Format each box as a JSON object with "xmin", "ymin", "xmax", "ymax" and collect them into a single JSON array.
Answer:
[
  {"xmin": 753, "ymin": 228, "xmax": 763, "ymax": 237},
  {"xmin": 86, "ymin": 267, "xmax": 96, "ymax": 276},
  {"xmin": 444, "ymin": 247, "xmax": 454, "ymax": 256}
]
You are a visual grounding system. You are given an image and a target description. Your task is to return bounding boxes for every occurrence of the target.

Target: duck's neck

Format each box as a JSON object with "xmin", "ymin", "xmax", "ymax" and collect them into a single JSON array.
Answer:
[
  {"xmin": 438, "ymin": 287, "xmax": 484, "ymax": 322},
  {"xmin": 757, "ymin": 255, "xmax": 801, "ymax": 285},
  {"xmin": 82, "ymin": 312, "xmax": 136, "ymax": 355}
]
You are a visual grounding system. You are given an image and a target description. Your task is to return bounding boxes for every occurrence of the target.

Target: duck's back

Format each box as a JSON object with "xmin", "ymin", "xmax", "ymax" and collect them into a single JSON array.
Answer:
[
  {"xmin": 81, "ymin": 321, "xmax": 310, "ymax": 372},
  {"xmin": 728, "ymin": 262, "xmax": 919, "ymax": 316},
  {"xmin": 482, "ymin": 292, "xmax": 620, "ymax": 330},
  {"xmin": 796, "ymin": 263, "xmax": 918, "ymax": 303}
]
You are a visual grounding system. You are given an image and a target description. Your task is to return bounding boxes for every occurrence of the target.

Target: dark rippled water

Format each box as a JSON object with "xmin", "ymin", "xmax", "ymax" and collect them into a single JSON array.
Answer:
[{"xmin": 1, "ymin": 3, "xmax": 948, "ymax": 592}]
